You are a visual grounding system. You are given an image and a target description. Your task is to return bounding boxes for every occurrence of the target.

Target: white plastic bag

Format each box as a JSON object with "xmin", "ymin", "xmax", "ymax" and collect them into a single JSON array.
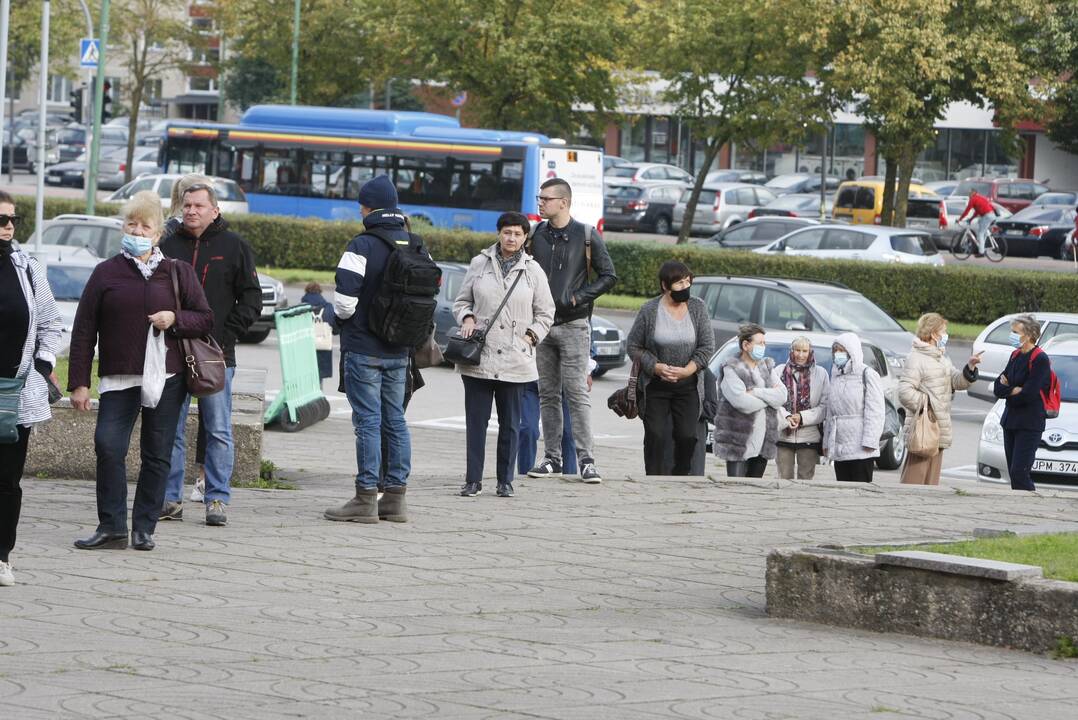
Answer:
[
  {"xmin": 141, "ymin": 326, "xmax": 168, "ymax": 408},
  {"xmin": 313, "ymin": 308, "xmax": 333, "ymax": 351}
]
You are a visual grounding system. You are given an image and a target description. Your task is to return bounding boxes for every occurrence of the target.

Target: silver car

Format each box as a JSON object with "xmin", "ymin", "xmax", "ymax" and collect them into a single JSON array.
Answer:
[
  {"xmin": 968, "ymin": 312, "xmax": 1078, "ymax": 402},
  {"xmin": 673, "ymin": 183, "xmax": 777, "ymax": 235},
  {"xmin": 754, "ymin": 224, "xmax": 944, "ymax": 266},
  {"xmin": 977, "ymin": 334, "xmax": 1078, "ymax": 490},
  {"xmin": 98, "ymin": 145, "xmax": 163, "ymax": 190}
]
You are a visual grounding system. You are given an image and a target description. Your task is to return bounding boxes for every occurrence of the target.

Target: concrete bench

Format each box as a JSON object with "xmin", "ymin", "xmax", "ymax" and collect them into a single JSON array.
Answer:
[{"xmin": 25, "ymin": 368, "xmax": 265, "ymax": 485}]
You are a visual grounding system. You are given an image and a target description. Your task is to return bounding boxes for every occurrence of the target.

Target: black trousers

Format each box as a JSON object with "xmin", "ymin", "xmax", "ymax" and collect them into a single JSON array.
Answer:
[
  {"xmin": 834, "ymin": 457, "xmax": 876, "ymax": 483},
  {"xmin": 727, "ymin": 456, "xmax": 768, "ymax": 478},
  {"xmin": 94, "ymin": 376, "xmax": 186, "ymax": 535},
  {"xmin": 0, "ymin": 425, "xmax": 31, "ymax": 563},
  {"xmin": 1003, "ymin": 428, "xmax": 1040, "ymax": 491},
  {"xmin": 643, "ymin": 378, "xmax": 699, "ymax": 475},
  {"xmin": 463, "ymin": 375, "xmax": 523, "ymax": 486}
]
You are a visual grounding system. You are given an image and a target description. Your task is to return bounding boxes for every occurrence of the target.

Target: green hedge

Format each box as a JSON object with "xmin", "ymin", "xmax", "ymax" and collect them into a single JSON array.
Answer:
[{"xmin": 12, "ymin": 195, "xmax": 1076, "ymax": 325}]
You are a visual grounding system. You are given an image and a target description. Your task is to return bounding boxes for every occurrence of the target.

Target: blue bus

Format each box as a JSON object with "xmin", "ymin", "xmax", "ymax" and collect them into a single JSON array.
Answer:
[{"xmin": 161, "ymin": 105, "xmax": 605, "ymax": 232}]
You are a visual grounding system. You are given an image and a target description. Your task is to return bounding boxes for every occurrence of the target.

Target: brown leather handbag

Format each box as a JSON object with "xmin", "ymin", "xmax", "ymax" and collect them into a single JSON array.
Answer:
[
  {"xmin": 169, "ymin": 261, "xmax": 227, "ymax": 397},
  {"xmin": 607, "ymin": 358, "xmax": 641, "ymax": 419}
]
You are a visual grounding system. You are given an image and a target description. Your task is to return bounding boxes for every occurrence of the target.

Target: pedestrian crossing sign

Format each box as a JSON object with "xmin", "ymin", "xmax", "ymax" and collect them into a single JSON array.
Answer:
[{"xmin": 79, "ymin": 39, "xmax": 100, "ymax": 68}]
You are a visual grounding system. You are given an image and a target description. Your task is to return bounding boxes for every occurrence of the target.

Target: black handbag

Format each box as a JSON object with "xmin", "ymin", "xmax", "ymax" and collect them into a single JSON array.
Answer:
[
  {"xmin": 444, "ymin": 271, "xmax": 524, "ymax": 367},
  {"xmin": 607, "ymin": 358, "xmax": 641, "ymax": 419}
]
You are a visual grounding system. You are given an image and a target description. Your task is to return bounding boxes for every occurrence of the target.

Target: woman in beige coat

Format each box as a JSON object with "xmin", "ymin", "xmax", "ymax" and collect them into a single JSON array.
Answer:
[
  {"xmin": 454, "ymin": 212, "xmax": 555, "ymax": 498},
  {"xmin": 897, "ymin": 313, "xmax": 983, "ymax": 484}
]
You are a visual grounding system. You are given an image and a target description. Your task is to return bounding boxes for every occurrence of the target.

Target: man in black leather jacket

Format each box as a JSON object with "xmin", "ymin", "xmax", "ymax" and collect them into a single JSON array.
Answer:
[{"xmin": 525, "ymin": 178, "xmax": 616, "ymax": 483}]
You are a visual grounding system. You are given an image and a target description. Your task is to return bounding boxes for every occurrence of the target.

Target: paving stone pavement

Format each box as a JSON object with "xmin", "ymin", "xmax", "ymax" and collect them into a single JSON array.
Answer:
[{"xmin": 5, "ymin": 418, "xmax": 1078, "ymax": 719}]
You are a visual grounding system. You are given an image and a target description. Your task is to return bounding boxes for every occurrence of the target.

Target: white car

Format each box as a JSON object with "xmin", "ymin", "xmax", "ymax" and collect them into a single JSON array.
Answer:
[
  {"xmin": 21, "ymin": 246, "xmax": 103, "ymax": 355},
  {"xmin": 977, "ymin": 334, "xmax": 1078, "ymax": 490},
  {"xmin": 754, "ymin": 224, "xmax": 944, "ymax": 266},
  {"xmin": 967, "ymin": 312, "xmax": 1078, "ymax": 402},
  {"xmin": 673, "ymin": 183, "xmax": 778, "ymax": 235},
  {"xmin": 107, "ymin": 174, "xmax": 249, "ymax": 215}
]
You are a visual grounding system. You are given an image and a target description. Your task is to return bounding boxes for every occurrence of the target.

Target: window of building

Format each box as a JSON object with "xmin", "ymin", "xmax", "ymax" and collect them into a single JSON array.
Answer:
[{"xmin": 47, "ymin": 75, "xmax": 71, "ymax": 104}]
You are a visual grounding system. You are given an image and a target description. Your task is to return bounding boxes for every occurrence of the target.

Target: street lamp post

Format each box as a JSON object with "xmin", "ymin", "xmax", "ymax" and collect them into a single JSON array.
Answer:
[
  {"xmin": 290, "ymin": 0, "xmax": 300, "ymax": 105},
  {"xmin": 0, "ymin": 0, "xmax": 10, "ymax": 184},
  {"xmin": 35, "ymin": 0, "xmax": 50, "ymax": 253},
  {"xmin": 86, "ymin": 0, "xmax": 111, "ymax": 215}
]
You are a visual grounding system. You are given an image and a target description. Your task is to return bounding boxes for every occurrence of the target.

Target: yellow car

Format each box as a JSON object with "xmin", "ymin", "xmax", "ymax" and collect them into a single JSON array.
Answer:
[{"xmin": 832, "ymin": 179, "xmax": 940, "ymax": 225}]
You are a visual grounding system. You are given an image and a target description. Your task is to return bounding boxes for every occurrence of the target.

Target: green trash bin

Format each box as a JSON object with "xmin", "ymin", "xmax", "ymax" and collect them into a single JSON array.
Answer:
[{"xmin": 263, "ymin": 304, "xmax": 331, "ymax": 432}]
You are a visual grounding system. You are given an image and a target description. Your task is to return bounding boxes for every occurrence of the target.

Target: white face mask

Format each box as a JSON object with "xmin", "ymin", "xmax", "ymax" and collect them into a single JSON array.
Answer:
[
  {"xmin": 833, "ymin": 351, "xmax": 849, "ymax": 368},
  {"xmin": 937, "ymin": 333, "xmax": 949, "ymax": 350}
]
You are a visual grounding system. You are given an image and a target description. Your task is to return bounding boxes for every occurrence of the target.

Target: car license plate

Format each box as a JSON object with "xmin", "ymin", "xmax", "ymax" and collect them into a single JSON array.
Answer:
[
  {"xmin": 596, "ymin": 345, "xmax": 619, "ymax": 356},
  {"xmin": 1007, "ymin": 229, "xmax": 1024, "ymax": 236},
  {"xmin": 1031, "ymin": 459, "xmax": 1078, "ymax": 475}
]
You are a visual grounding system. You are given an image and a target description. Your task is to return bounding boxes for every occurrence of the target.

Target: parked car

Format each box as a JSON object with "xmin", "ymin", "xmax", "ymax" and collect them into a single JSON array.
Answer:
[
  {"xmin": 992, "ymin": 206, "xmax": 1077, "ymax": 259},
  {"xmin": 603, "ymin": 183, "xmax": 681, "ymax": 234},
  {"xmin": 1, "ymin": 131, "xmax": 30, "ymax": 171},
  {"xmin": 241, "ymin": 273, "xmax": 288, "ymax": 344},
  {"xmin": 977, "ymin": 334, "xmax": 1078, "ymax": 490},
  {"xmin": 953, "ymin": 177, "xmax": 1050, "ymax": 214},
  {"xmin": 754, "ymin": 224, "xmax": 943, "ymax": 266},
  {"xmin": 97, "ymin": 145, "xmax": 163, "ymax": 190},
  {"xmin": 705, "ymin": 169, "xmax": 767, "ymax": 185},
  {"xmin": 44, "ymin": 155, "xmax": 89, "ymax": 187},
  {"xmin": 23, "ymin": 249, "xmax": 103, "ymax": 355},
  {"xmin": 26, "ymin": 214, "xmax": 123, "ymax": 259},
  {"xmin": 933, "ymin": 196, "xmax": 1012, "ymax": 250},
  {"xmin": 749, "ymin": 193, "xmax": 832, "ymax": 219},
  {"xmin": 764, "ymin": 173, "xmax": 841, "ymax": 196},
  {"xmin": 688, "ymin": 275, "xmax": 915, "ymax": 365},
  {"xmin": 605, "ymin": 162, "xmax": 693, "ymax": 186},
  {"xmin": 708, "ymin": 329, "xmax": 907, "ymax": 469},
  {"xmin": 590, "ymin": 315, "xmax": 627, "ymax": 376},
  {"xmin": 831, "ymin": 179, "xmax": 938, "ymax": 225},
  {"xmin": 904, "ymin": 196, "xmax": 948, "ymax": 242},
  {"xmin": 1030, "ymin": 191, "xmax": 1078, "ymax": 208},
  {"xmin": 603, "ymin": 154, "xmax": 630, "ymax": 172},
  {"xmin": 137, "ymin": 120, "xmax": 170, "ymax": 148},
  {"xmin": 672, "ymin": 183, "xmax": 777, "ymax": 235},
  {"xmin": 48, "ymin": 124, "xmax": 127, "ymax": 165},
  {"xmin": 107, "ymin": 174, "xmax": 249, "ymax": 215},
  {"xmin": 923, "ymin": 180, "xmax": 959, "ymax": 197},
  {"xmin": 693, "ymin": 216, "xmax": 817, "ymax": 250},
  {"xmin": 967, "ymin": 312, "xmax": 1078, "ymax": 402}
]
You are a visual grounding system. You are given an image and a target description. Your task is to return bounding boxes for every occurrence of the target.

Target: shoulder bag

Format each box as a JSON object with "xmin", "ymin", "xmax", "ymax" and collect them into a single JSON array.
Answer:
[
  {"xmin": 908, "ymin": 391, "xmax": 941, "ymax": 457},
  {"xmin": 445, "ymin": 270, "xmax": 524, "ymax": 367},
  {"xmin": 169, "ymin": 261, "xmax": 227, "ymax": 397},
  {"xmin": 607, "ymin": 358, "xmax": 641, "ymax": 419}
]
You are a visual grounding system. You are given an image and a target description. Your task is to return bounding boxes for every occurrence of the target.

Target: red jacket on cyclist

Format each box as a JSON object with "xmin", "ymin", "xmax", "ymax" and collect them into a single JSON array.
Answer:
[{"xmin": 957, "ymin": 191, "xmax": 994, "ymax": 223}]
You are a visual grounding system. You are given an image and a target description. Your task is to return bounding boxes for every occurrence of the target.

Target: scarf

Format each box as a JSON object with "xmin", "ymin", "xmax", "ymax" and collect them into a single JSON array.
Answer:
[
  {"xmin": 498, "ymin": 248, "xmax": 523, "ymax": 278},
  {"xmin": 122, "ymin": 246, "xmax": 164, "ymax": 280},
  {"xmin": 782, "ymin": 349, "xmax": 815, "ymax": 413}
]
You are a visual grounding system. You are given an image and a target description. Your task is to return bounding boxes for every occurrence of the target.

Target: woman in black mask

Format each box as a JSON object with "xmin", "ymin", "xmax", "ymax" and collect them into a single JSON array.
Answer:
[
  {"xmin": 626, "ymin": 261, "xmax": 714, "ymax": 475},
  {"xmin": 0, "ymin": 190, "xmax": 63, "ymax": 586}
]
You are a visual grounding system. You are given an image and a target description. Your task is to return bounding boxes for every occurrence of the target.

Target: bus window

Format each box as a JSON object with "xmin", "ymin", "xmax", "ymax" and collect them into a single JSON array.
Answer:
[
  {"xmin": 346, "ymin": 154, "xmax": 388, "ymax": 200},
  {"xmin": 260, "ymin": 148, "xmax": 299, "ymax": 194},
  {"xmin": 310, "ymin": 151, "xmax": 346, "ymax": 198},
  {"xmin": 170, "ymin": 138, "xmax": 208, "ymax": 174}
]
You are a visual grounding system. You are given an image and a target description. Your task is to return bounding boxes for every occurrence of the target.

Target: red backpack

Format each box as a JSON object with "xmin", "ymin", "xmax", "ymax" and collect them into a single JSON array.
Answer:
[{"xmin": 1012, "ymin": 347, "xmax": 1060, "ymax": 418}]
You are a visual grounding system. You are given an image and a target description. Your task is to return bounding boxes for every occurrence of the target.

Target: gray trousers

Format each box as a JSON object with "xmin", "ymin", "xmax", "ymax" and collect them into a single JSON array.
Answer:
[
  {"xmin": 776, "ymin": 445, "xmax": 820, "ymax": 480},
  {"xmin": 536, "ymin": 319, "xmax": 593, "ymax": 466}
]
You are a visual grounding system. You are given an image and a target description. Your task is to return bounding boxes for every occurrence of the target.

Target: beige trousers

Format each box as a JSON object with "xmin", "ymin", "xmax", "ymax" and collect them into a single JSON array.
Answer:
[
  {"xmin": 776, "ymin": 445, "xmax": 820, "ymax": 480},
  {"xmin": 900, "ymin": 449, "xmax": 945, "ymax": 485}
]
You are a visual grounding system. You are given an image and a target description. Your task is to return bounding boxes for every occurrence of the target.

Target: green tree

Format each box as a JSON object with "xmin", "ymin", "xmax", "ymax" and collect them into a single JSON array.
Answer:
[
  {"xmin": 7, "ymin": 1, "xmax": 84, "ymax": 101},
  {"xmin": 367, "ymin": 0, "xmax": 628, "ymax": 137},
  {"xmin": 640, "ymin": 0, "xmax": 831, "ymax": 243},
  {"xmin": 1044, "ymin": 4, "xmax": 1078, "ymax": 155},
  {"xmin": 221, "ymin": 56, "xmax": 285, "ymax": 111}
]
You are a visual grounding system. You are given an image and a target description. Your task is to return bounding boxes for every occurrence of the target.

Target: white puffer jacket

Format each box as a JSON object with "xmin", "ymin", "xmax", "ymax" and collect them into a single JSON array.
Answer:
[
  {"xmin": 897, "ymin": 339, "xmax": 975, "ymax": 449},
  {"xmin": 823, "ymin": 332, "xmax": 886, "ymax": 462},
  {"xmin": 452, "ymin": 244, "xmax": 555, "ymax": 383}
]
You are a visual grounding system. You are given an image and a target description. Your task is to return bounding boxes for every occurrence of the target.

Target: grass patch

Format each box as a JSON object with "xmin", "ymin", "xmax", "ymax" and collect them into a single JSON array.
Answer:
[
  {"xmin": 53, "ymin": 357, "xmax": 99, "ymax": 399},
  {"xmin": 898, "ymin": 318, "xmax": 982, "ymax": 341},
  {"xmin": 234, "ymin": 459, "xmax": 297, "ymax": 490},
  {"xmin": 1054, "ymin": 636, "xmax": 1078, "ymax": 659},
  {"xmin": 595, "ymin": 293, "xmax": 649, "ymax": 311},
  {"xmin": 258, "ymin": 266, "xmax": 336, "ymax": 286},
  {"xmin": 859, "ymin": 533, "xmax": 1078, "ymax": 582}
]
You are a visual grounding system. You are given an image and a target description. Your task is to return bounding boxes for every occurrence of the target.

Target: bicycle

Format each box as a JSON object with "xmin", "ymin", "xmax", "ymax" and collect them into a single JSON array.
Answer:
[{"xmin": 951, "ymin": 221, "xmax": 1007, "ymax": 263}]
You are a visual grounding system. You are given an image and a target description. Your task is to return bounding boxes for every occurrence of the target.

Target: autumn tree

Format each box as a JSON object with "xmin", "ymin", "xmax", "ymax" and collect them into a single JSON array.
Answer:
[
  {"xmin": 6, "ymin": 1, "xmax": 83, "ymax": 103},
  {"xmin": 640, "ymin": 0, "xmax": 831, "ymax": 243}
]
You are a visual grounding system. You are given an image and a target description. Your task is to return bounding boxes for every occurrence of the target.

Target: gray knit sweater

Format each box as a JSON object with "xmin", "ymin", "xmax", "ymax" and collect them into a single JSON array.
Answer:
[{"xmin": 626, "ymin": 296, "xmax": 715, "ymax": 415}]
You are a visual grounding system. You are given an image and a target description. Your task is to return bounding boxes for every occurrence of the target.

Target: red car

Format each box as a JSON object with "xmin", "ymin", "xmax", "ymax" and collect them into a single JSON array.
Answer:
[{"xmin": 953, "ymin": 177, "xmax": 1051, "ymax": 213}]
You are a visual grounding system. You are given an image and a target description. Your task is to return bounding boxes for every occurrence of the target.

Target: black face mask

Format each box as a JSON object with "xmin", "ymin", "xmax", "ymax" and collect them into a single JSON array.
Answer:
[{"xmin": 670, "ymin": 287, "xmax": 691, "ymax": 303}]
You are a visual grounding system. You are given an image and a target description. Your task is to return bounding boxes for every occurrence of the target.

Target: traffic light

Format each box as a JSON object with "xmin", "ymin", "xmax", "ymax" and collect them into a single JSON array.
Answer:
[
  {"xmin": 69, "ymin": 87, "xmax": 83, "ymax": 123},
  {"xmin": 100, "ymin": 80, "xmax": 112, "ymax": 123}
]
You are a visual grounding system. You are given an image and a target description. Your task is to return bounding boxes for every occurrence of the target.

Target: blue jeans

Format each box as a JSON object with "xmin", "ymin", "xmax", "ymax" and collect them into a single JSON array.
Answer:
[
  {"xmin": 975, "ymin": 213, "xmax": 996, "ymax": 254},
  {"xmin": 164, "ymin": 367, "xmax": 235, "ymax": 504},
  {"xmin": 344, "ymin": 352, "xmax": 410, "ymax": 491},
  {"xmin": 95, "ymin": 375, "xmax": 186, "ymax": 534},
  {"xmin": 517, "ymin": 381, "xmax": 576, "ymax": 474}
]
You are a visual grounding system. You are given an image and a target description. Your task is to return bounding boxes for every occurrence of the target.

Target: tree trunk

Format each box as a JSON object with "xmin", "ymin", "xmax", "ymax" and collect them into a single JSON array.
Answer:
[
  {"xmin": 126, "ymin": 84, "xmax": 142, "ymax": 184},
  {"xmin": 894, "ymin": 145, "xmax": 916, "ymax": 228},
  {"xmin": 881, "ymin": 151, "xmax": 897, "ymax": 226},
  {"xmin": 677, "ymin": 138, "xmax": 723, "ymax": 245}
]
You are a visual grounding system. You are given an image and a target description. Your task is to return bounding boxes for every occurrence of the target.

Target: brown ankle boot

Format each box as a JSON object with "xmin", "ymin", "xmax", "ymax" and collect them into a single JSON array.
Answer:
[
  {"xmin": 378, "ymin": 487, "xmax": 407, "ymax": 522},
  {"xmin": 324, "ymin": 489, "xmax": 379, "ymax": 523}
]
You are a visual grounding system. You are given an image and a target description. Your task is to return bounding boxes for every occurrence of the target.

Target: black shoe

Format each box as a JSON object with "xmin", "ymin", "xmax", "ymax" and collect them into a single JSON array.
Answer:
[
  {"xmin": 131, "ymin": 531, "xmax": 155, "ymax": 551},
  {"xmin": 580, "ymin": 459, "xmax": 603, "ymax": 484},
  {"xmin": 74, "ymin": 531, "xmax": 128, "ymax": 550},
  {"xmin": 496, "ymin": 483, "xmax": 514, "ymax": 497},
  {"xmin": 460, "ymin": 482, "xmax": 482, "ymax": 497},
  {"xmin": 527, "ymin": 457, "xmax": 562, "ymax": 477}
]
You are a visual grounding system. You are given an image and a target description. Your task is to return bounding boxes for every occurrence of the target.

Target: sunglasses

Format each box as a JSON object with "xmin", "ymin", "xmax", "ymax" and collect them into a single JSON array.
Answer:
[{"xmin": 0, "ymin": 214, "xmax": 20, "ymax": 227}]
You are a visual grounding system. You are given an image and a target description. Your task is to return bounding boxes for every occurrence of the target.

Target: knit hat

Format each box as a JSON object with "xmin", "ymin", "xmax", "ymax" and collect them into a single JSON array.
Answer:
[{"xmin": 357, "ymin": 175, "xmax": 398, "ymax": 210}]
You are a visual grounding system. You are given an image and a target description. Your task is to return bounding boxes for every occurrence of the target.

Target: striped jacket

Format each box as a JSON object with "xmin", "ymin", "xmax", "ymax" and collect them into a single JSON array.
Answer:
[{"xmin": 9, "ymin": 248, "xmax": 63, "ymax": 426}]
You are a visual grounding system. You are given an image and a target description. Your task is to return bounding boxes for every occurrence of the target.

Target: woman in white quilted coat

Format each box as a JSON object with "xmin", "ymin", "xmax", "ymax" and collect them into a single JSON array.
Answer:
[
  {"xmin": 822, "ymin": 332, "xmax": 886, "ymax": 483},
  {"xmin": 897, "ymin": 313, "xmax": 982, "ymax": 485}
]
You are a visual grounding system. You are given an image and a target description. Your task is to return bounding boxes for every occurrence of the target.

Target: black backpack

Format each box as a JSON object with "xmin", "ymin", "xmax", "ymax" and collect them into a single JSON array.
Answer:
[{"xmin": 363, "ymin": 227, "xmax": 442, "ymax": 348}]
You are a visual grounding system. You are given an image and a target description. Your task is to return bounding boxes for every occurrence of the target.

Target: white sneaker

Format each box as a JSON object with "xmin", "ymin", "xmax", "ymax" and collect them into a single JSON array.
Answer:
[
  {"xmin": 0, "ymin": 561, "xmax": 14, "ymax": 587},
  {"xmin": 190, "ymin": 476, "xmax": 205, "ymax": 503}
]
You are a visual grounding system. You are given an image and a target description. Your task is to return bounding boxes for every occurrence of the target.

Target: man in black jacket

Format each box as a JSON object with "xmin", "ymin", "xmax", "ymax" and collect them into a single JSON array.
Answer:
[
  {"xmin": 158, "ymin": 182, "xmax": 262, "ymax": 526},
  {"xmin": 526, "ymin": 178, "xmax": 616, "ymax": 483}
]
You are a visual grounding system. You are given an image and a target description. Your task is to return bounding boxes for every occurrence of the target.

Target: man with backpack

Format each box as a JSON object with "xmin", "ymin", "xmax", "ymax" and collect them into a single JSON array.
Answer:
[
  {"xmin": 325, "ymin": 175, "xmax": 440, "ymax": 523},
  {"xmin": 526, "ymin": 178, "xmax": 617, "ymax": 483}
]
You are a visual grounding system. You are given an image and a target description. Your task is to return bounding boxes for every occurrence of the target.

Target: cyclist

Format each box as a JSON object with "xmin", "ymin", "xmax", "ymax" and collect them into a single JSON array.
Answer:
[{"xmin": 956, "ymin": 190, "xmax": 997, "ymax": 257}]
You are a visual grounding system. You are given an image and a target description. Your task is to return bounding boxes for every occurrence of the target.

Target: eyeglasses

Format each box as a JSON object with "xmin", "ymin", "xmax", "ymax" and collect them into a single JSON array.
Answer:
[
  {"xmin": 536, "ymin": 195, "xmax": 565, "ymax": 204},
  {"xmin": 0, "ymin": 214, "xmax": 20, "ymax": 227}
]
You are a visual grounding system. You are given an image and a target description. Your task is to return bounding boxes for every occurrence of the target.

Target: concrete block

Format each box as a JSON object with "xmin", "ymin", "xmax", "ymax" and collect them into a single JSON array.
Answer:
[{"xmin": 874, "ymin": 551, "xmax": 1043, "ymax": 582}]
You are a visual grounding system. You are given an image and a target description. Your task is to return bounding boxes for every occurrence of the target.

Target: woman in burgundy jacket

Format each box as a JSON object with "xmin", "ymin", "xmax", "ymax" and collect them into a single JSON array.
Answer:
[{"xmin": 68, "ymin": 191, "xmax": 213, "ymax": 551}]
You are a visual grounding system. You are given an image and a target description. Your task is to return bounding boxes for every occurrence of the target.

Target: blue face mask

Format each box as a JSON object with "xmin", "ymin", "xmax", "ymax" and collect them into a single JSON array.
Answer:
[
  {"xmin": 1008, "ymin": 332, "xmax": 1022, "ymax": 348},
  {"xmin": 833, "ymin": 351, "xmax": 849, "ymax": 368},
  {"xmin": 750, "ymin": 344, "xmax": 766, "ymax": 361},
  {"xmin": 122, "ymin": 233, "xmax": 153, "ymax": 256},
  {"xmin": 937, "ymin": 333, "xmax": 949, "ymax": 350}
]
